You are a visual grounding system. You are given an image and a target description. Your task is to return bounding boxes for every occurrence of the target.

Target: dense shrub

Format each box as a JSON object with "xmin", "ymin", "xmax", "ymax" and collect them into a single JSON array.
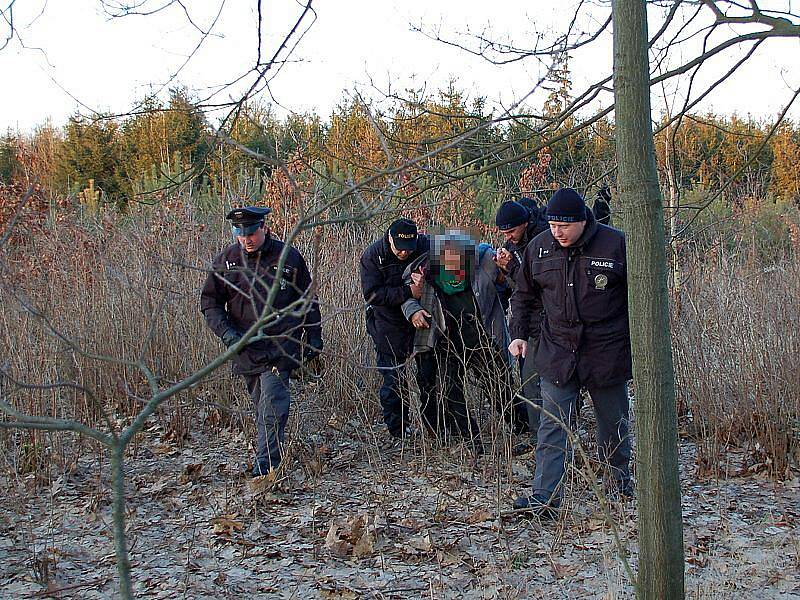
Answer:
[{"xmin": 0, "ymin": 185, "xmax": 797, "ymax": 479}]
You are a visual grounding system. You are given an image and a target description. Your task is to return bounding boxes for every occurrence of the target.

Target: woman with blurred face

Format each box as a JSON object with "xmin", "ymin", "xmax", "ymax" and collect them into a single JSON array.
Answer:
[{"xmin": 400, "ymin": 231, "xmax": 524, "ymax": 453}]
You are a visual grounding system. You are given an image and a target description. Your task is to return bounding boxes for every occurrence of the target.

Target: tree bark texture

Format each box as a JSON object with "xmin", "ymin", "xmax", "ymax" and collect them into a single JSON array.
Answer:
[
  {"xmin": 611, "ymin": 1, "xmax": 685, "ymax": 598},
  {"xmin": 111, "ymin": 443, "xmax": 133, "ymax": 599}
]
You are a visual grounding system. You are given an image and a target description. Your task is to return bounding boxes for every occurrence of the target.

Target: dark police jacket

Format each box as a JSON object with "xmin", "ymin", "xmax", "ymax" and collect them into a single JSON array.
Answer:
[
  {"xmin": 503, "ymin": 200, "xmax": 612, "ymax": 284},
  {"xmin": 200, "ymin": 235, "xmax": 322, "ymax": 375},
  {"xmin": 509, "ymin": 209, "xmax": 632, "ymax": 388},
  {"xmin": 360, "ymin": 233, "xmax": 430, "ymax": 356}
]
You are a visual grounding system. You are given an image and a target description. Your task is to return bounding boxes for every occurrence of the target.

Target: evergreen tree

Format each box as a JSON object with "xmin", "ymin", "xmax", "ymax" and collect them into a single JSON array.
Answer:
[{"xmin": 57, "ymin": 115, "xmax": 127, "ymax": 203}]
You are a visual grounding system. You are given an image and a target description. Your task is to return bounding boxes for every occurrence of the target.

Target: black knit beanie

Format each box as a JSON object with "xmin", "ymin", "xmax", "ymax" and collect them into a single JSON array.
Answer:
[
  {"xmin": 546, "ymin": 188, "xmax": 587, "ymax": 222},
  {"xmin": 495, "ymin": 200, "xmax": 530, "ymax": 230}
]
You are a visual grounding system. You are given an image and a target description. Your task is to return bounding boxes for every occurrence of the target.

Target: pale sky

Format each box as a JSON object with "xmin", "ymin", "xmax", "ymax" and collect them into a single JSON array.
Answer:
[{"xmin": 1, "ymin": 0, "xmax": 799, "ymax": 132}]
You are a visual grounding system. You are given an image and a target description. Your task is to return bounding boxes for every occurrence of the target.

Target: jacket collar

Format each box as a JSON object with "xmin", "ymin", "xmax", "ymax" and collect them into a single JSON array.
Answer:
[
  {"xmin": 574, "ymin": 208, "xmax": 599, "ymax": 248},
  {"xmin": 523, "ymin": 209, "xmax": 548, "ymax": 244},
  {"xmin": 381, "ymin": 232, "xmax": 393, "ymax": 259}
]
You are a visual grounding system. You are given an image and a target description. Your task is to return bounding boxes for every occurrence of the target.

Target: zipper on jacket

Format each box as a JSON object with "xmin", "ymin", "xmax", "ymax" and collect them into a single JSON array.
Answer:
[{"xmin": 564, "ymin": 254, "xmax": 572, "ymax": 321}]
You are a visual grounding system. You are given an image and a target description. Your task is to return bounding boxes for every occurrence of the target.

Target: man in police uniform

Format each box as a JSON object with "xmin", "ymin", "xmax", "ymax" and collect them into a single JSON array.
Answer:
[
  {"xmin": 359, "ymin": 218, "xmax": 430, "ymax": 438},
  {"xmin": 201, "ymin": 206, "xmax": 322, "ymax": 476},
  {"xmin": 508, "ymin": 188, "xmax": 633, "ymax": 517},
  {"xmin": 494, "ymin": 199, "xmax": 549, "ymax": 284},
  {"xmin": 494, "ymin": 199, "xmax": 550, "ymax": 453}
]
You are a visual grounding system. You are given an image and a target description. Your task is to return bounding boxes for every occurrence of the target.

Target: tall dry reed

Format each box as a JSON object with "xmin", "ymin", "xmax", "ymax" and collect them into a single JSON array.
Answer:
[
  {"xmin": 672, "ymin": 252, "xmax": 800, "ymax": 478},
  {"xmin": 1, "ymin": 193, "xmax": 798, "ymax": 482}
]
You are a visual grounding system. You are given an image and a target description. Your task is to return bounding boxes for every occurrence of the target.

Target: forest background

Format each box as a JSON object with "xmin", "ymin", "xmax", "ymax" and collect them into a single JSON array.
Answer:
[
  {"xmin": 2, "ymin": 60, "xmax": 799, "ymax": 526},
  {"xmin": 1, "ymin": 5, "xmax": 799, "ymax": 594},
  {"xmin": 3, "ymin": 72, "xmax": 800, "ymax": 257}
]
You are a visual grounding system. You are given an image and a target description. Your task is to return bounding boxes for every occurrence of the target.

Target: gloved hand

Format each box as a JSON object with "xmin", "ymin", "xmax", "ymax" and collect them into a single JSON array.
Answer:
[
  {"xmin": 221, "ymin": 328, "xmax": 243, "ymax": 349},
  {"xmin": 303, "ymin": 336, "xmax": 323, "ymax": 362}
]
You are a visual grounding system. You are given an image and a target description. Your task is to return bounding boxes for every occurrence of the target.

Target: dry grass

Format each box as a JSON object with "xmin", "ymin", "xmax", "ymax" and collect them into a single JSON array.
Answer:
[
  {"xmin": 1, "ymin": 192, "xmax": 798, "ymax": 482},
  {"xmin": 673, "ymin": 252, "xmax": 800, "ymax": 479}
]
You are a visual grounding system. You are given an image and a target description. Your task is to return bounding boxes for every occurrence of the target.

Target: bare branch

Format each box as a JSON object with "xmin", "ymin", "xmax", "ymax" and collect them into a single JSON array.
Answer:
[
  {"xmin": 0, "ymin": 392, "xmax": 112, "ymax": 445},
  {"xmin": 0, "ymin": 181, "xmax": 38, "ymax": 251},
  {"xmin": 413, "ymin": 7, "xmax": 612, "ymax": 65},
  {"xmin": 0, "ymin": 0, "xmax": 14, "ymax": 52},
  {"xmin": 0, "ymin": 367, "xmax": 119, "ymax": 438}
]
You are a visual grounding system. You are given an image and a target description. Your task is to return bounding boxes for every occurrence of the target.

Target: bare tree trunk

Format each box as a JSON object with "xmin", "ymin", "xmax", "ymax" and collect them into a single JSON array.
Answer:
[
  {"xmin": 111, "ymin": 443, "xmax": 133, "ymax": 599},
  {"xmin": 664, "ymin": 121, "xmax": 681, "ymax": 297},
  {"xmin": 611, "ymin": 1, "xmax": 685, "ymax": 598}
]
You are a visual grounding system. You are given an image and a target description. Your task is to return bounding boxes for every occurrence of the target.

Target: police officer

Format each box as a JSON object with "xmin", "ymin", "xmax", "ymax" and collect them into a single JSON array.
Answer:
[
  {"xmin": 494, "ymin": 199, "xmax": 550, "ymax": 453},
  {"xmin": 495, "ymin": 194, "xmax": 613, "ymax": 281},
  {"xmin": 494, "ymin": 198, "xmax": 549, "ymax": 284},
  {"xmin": 201, "ymin": 206, "xmax": 322, "ymax": 476},
  {"xmin": 594, "ymin": 186, "xmax": 612, "ymax": 226},
  {"xmin": 508, "ymin": 188, "xmax": 633, "ymax": 517},
  {"xmin": 359, "ymin": 218, "xmax": 430, "ymax": 438}
]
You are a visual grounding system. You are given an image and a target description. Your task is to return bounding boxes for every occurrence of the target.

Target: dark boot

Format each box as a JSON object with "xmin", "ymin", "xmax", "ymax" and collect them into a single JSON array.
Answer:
[{"xmin": 512, "ymin": 495, "xmax": 560, "ymax": 520}]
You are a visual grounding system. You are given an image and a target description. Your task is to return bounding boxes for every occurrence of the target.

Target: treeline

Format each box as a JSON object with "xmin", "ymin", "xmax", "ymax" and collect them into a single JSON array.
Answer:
[{"xmin": 2, "ymin": 85, "xmax": 800, "ymax": 254}]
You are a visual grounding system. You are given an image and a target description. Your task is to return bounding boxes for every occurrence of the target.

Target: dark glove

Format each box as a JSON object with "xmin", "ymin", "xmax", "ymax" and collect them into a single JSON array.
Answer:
[
  {"xmin": 303, "ymin": 336, "xmax": 323, "ymax": 362},
  {"xmin": 221, "ymin": 328, "xmax": 243, "ymax": 349}
]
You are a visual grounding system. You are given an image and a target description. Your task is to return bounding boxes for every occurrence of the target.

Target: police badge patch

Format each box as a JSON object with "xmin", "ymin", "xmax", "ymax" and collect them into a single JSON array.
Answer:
[{"xmin": 594, "ymin": 273, "xmax": 608, "ymax": 290}]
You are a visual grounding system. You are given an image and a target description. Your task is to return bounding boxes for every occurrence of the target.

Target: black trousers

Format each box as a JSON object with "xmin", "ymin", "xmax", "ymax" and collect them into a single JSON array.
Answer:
[
  {"xmin": 417, "ymin": 341, "xmax": 516, "ymax": 442},
  {"xmin": 375, "ymin": 350, "xmax": 429, "ymax": 435}
]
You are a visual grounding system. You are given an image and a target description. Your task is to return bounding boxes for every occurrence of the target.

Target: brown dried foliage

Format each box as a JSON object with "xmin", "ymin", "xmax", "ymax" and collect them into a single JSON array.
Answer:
[
  {"xmin": 673, "ymin": 253, "xmax": 800, "ymax": 479},
  {"xmin": 0, "ymin": 182, "xmax": 797, "ymax": 480}
]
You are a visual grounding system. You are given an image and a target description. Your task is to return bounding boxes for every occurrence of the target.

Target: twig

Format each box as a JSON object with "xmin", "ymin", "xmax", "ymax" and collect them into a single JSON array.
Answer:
[{"xmin": 29, "ymin": 576, "xmax": 110, "ymax": 597}]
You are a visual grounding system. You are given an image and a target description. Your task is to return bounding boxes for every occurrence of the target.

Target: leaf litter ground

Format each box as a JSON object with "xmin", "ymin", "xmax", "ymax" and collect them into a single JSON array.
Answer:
[{"xmin": 1, "ymin": 387, "xmax": 798, "ymax": 599}]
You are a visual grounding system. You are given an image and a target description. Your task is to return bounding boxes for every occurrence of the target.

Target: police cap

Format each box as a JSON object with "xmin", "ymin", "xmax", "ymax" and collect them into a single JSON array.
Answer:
[
  {"xmin": 225, "ymin": 206, "xmax": 272, "ymax": 225},
  {"xmin": 388, "ymin": 218, "xmax": 418, "ymax": 251},
  {"xmin": 546, "ymin": 188, "xmax": 587, "ymax": 223}
]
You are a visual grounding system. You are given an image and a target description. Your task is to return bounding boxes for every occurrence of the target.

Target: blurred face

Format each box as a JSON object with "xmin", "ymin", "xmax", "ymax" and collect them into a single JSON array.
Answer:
[
  {"xmin": 442, "ymin": 246, "xmax": 463, "ymax": 272},
  {"xmin": 500, "ymin": 222, "xmax": 527, "ymax": 245},
  {"xmin": 389, "ymin": 234, "xmax": 412, "ymax": 261},
  {"xmin": 549, "ymin": 220, "xmax": 586, "ymax": 247},
  {"xmin": 235, "ymin": 223, "xmax": 268, "ymax": 253}
]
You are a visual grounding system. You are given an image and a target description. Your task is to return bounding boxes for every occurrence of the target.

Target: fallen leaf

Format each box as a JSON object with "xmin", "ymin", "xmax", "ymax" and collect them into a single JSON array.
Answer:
[
  {"xmin": 142, "ymin": 477, "xmax": 173, "ymax": 498},
  {"xmin": 352, "ymin": 530, "xmax": 374, "ymax": 558},
  {"xmin": 179, "ymin": 462, "xmax": 203, "ymax": 484},
  {"xmin": 204, "ymin": 409, "xmax": 222, "ymax": 427},
  {"xmin": 324, "ymin": 522, "xmax": 352, "ymax": 557},
  {"xmin": 320, "ymin": 588, "xmax": 358, "ymax": 600},
  {"xmin": 345, "ymin": 514, "xmax": 367, "ymax": 542},
  {"xmin": 249, "ymin": 470, "xmax": 279, "ymax": 495},
  {"xmin": 211, "ymin": 514, "xmax": 243, "ymax": 536},
  {"xmin": 325, "ymin": 523, "xmax": 340, "ymax": 547},
  {"xmin": 466, "ymin": 509, "xmax": 492, "ymax": 524},
  {"xmin": 404, "ymin": 533, "xmax": 433, "ymax": 554},
  {"xmin": 553, "ymin": 561, "xmax": 580, "ymax": 579},
  {"xmin": 686, "ymin": 554, "xmax": 707, "ymax": 567},
  {"xmin": 435, "ymin": 550, "xmax": 460, "ymax": 566},
  {"xmin": 573, "ymin": 543, "xmax": 598, "ymax": 551}
]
